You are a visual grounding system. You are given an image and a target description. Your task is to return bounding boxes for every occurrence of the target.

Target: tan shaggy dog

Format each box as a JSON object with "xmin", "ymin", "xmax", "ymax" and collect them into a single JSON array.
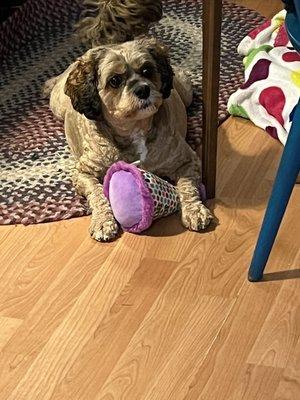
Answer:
[{"xmin": 47, "ymin": 9, "xmax": 212, "ymax": 241}]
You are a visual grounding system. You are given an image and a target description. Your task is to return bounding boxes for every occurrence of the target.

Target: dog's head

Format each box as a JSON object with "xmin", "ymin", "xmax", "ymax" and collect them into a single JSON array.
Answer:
[{"xmin": 65, "ymin": 38, "xmax": 174, "ymax": 127}]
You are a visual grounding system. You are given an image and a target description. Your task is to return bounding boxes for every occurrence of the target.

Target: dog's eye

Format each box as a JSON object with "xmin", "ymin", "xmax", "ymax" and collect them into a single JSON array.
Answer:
[
  {"xmin": 109, "ymin": 75, "xmax": 123, "ymax": 88},
  {"xmin": 141, "ymin": 65, "xmax": 154, "ymax": 78}
]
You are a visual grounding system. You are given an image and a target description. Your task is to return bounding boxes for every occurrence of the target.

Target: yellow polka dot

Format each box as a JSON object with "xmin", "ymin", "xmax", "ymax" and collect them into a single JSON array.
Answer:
[{"xmin": 291, "ymin": 70, "xmax": 300, "ymax": 88}]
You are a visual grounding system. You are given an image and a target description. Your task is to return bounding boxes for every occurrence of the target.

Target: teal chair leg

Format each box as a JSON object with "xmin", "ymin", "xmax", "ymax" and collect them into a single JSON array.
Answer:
[{"xmin": 248, "ymin": 101, "xmax": 300, "ymax": 282}]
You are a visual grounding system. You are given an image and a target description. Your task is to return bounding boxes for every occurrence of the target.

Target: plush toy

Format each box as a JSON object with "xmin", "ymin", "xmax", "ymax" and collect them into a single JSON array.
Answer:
[{"xmin": 103, "ymin": 161, "xmax": 206, "ymax": 234}]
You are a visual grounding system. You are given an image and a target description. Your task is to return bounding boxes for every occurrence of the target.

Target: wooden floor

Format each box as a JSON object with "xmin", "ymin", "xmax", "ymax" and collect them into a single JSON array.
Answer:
[{"xmin": 1, "ymin": 1, "xmax": 299, "ymax": 399}]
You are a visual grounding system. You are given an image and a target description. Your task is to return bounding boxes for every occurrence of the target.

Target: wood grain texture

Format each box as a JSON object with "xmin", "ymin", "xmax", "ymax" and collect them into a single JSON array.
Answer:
[
  {"xmin": 4, "ymin": 236, "xmax": 142, "ymax": 400},
  {"xmin": 1, "ymin": 1, "xmax": 299, "ymax": 399},
  {"xmin": 232, "ymin": 0, "xmax": 283, "ymax": 17},
  {"xmin": 275, "ymin": 337, "xmax": 300, "ymax": 399},
  {"xmin": 0, "ymin": 223, "xmax": 115, "ymax": 400},
  {"xmin": 183, "ymin": 279, "xmax": 283, "ymax": 400},
  {"xmin": 231, "ymin": 364, "xmax": 283, "ymax": 400},
  {"xmin": 50, "ymin": 258, "xmax": 178, "ymax": 400},
  {"xmin": 0, "ymin": 317, "xmax": 22, "ymax": 352},
  {"xmin": 247, "ymin": 278, "xmax": 300, "ymax": 369},
  {"xmin": 95, "ymin": 282, "xmax": 233, "ymax": 399},
  {"xmin": 0, "ymin": 219, "xmax": 89, "ymax": 319}
]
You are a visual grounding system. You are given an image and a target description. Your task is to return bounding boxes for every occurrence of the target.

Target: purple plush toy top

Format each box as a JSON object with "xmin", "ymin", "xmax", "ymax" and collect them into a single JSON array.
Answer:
[{"xmin": 103, "ymin": 161, "xmax": 154, "ymax": 233}]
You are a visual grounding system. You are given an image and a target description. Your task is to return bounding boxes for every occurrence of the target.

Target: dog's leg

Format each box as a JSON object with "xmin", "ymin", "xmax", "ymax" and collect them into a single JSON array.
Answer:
[
  {"xmin": 176, "ymin": 157, "xmax": 213, "ymax": 231},
  {"xmin": 73, "ymin": 171, "xmax": 119, "ymax": 241}
]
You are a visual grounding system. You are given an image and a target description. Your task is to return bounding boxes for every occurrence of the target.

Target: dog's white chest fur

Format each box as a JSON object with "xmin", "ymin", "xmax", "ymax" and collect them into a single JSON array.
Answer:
[{"xmin": 132, "ymin": 131, "xmax": 148, "ymax": 162}]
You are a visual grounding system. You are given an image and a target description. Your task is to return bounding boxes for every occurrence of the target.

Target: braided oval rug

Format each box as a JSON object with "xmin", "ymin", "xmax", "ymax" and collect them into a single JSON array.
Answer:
[{"xmin": 0, "ymin": 0, "xmax": 264, "ymax": 225}]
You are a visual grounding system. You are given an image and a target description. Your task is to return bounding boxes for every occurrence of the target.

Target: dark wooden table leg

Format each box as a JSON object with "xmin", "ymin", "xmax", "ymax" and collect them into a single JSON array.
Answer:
[{"xmin": 201, "ymin": 0, "xmax": 222, "ymax": 199}]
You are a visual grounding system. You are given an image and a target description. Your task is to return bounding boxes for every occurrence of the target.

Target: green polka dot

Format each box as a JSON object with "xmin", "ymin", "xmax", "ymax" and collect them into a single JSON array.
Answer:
[
  {"xmin": 243, "ymin": 45, "xmax": 273, "ymax": 69},
  {"xmin": 229, "ymin": 104, "xmax": 249, "ymax": 119}
]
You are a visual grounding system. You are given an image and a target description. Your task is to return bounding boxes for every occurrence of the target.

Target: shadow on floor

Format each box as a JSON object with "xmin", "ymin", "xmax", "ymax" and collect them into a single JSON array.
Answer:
[
  {"xmin": 262, "ymin": 268, "xmax": 300, "ymax": 281},
  {"xmin": 143, "ymin": 205, "xmax": 220, "ymax": 238}
]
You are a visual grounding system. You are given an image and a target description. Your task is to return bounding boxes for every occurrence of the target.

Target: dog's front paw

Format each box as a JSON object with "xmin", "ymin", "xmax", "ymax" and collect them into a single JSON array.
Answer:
[
  {"xmin": 89, "ymin": 215, "xmax": 119, "ymax": 242},
  {"xmin": 181, "ymin": 202, "xmax": 213, "ymax": 231}
]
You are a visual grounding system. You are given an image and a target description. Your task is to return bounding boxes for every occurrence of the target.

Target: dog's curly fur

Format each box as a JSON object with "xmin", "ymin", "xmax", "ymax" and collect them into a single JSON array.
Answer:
[
  {"xmin": 77, "ymin": 0, "xmax": 163, "ymax": 46},
  {"xmin": 47, "ymin": 36, "xmax": 212, "ymax": 241}
]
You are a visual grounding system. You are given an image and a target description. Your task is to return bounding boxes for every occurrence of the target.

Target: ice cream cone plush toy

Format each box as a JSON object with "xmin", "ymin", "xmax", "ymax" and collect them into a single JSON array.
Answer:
[{"xmin": 103, "ymin": 161, "xmax": 206, "ymax": 234}]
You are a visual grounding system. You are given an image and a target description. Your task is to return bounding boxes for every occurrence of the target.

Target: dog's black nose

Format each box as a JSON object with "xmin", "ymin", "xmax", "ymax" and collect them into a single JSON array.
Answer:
[{"xmin": 134, "ymin": 84, "xmax": 150, "ymax": 100}]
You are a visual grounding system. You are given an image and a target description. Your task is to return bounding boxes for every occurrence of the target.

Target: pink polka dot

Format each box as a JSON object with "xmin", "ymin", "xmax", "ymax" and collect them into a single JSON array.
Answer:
[
  {"xmin": 266, "ymin": 126, "xmax": 279, "ymax": 140},
  {"xmin": 274, "ymin": 25, "xmax": 289, "ymax": 47},
  {"xmin": 248, "ymin": 20, "xmax": 271, "ymax": 39},
  {"xmin": 259, "ymin": 87, "xmax": 285, "ymax": 126},
  {"xmin": 282, "ymin": 52, "xmax": 300, "ymax": 62},
  {"xmin": 241, "ymin": 59, "xmax": 271, "ymax": 89}
]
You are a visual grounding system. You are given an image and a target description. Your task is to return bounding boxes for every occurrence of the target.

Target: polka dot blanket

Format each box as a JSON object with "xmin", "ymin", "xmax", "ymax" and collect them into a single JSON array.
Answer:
[{"xmin": 228, "ymin": 10, "xmax": 300, "ymax": 145}]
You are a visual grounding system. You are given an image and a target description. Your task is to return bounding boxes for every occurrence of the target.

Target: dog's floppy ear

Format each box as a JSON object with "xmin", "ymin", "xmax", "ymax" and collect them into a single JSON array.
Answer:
[
  {"xmin": 65, "ymin": 52, "xmax": 103, "ymax": 120},
  {"xmin": 145, "ymin": 38, "xmax": 174, "ymax": 99},
  {"xmin": 141, "ymin": 38, "xmax": 174, "ymax": 99}
]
